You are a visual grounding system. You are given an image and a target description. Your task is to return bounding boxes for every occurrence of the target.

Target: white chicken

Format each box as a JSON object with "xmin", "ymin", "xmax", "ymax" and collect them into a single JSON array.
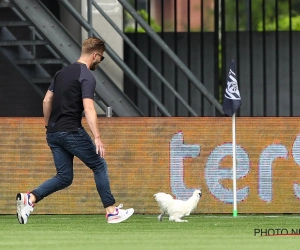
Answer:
[{"xmin": 153, "ymin": 190, "xmax": 202, "ymax": 222}]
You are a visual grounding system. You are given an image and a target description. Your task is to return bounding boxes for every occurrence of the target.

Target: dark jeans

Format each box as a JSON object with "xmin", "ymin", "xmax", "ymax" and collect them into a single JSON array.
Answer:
[{"xmin": 31, "ymin": 128, "xmax": 116, "ymax": 208}]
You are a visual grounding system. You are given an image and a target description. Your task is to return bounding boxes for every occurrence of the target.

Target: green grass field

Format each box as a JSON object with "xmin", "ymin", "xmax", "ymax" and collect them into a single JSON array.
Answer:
[{"xmin": 1, "ymin": 214, "xmax": 300, "ymax": 250}]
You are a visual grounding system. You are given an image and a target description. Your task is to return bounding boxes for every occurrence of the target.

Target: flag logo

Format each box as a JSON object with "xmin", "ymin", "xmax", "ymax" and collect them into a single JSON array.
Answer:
[
  {"xmin": 222, "ymin": 60, "xmax": 241, "ymax": 116},
  {"xmin": 225, "ymin": 69, "xmax": 240, "ymax": 100}
]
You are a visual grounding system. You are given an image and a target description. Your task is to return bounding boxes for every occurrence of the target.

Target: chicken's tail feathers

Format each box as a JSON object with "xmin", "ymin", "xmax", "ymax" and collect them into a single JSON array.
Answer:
[{"xmin": 154, "ymin": 192, "xmax": 173, "ymax": 200}]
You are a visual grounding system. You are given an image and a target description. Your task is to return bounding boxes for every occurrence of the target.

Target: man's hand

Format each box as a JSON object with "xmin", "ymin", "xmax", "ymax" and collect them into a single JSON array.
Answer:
[
  {"xmin": 83, "ymin": 98, "xmax": 104, "ymax": 157},
  {"xmin": 95, "ymin": 137, "xmax": 105, "ymax": 158}
]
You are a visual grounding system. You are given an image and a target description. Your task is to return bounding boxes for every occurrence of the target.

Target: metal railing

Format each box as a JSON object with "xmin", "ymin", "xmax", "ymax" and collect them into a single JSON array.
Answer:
[
  {"xmin": 10, "ymin": 0, "xmax": 143, "ymax": 116},
  {"xmin": 123, "ymin": 0, "xmax": 300, "ymax": 117},
  {"xmin": 58, "ymin": 0, "xmax": 224, "ymax": 116},
  {"xmin": 59, "ymin": 0, "xmax": 172, "ymax": 116}
]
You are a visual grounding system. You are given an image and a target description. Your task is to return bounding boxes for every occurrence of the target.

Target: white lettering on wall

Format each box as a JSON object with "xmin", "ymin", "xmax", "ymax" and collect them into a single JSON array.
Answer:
[
  {"xmin": 170, "ymin": 131, "xmax": 200, "ymax": 200},
  {"xmin": 205, "ymin": 143, "xmax": 250, "ymax": 204},
  {"xmin": 169, "ymin": 131, "xmax": 298, "ymax": 204},
  {"xmin": 292, "ymin": 135, "xmax": 300, "ymax": 198},
  {"xmin": 258, "ymin": 144, "xmax": 288, "ymax": 202}
]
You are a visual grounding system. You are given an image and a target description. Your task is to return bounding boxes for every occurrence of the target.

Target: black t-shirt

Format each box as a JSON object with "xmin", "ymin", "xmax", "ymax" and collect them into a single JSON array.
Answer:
[{"xmin": 46, "ymin": 62, "xmax": 95, "ymax": 132}]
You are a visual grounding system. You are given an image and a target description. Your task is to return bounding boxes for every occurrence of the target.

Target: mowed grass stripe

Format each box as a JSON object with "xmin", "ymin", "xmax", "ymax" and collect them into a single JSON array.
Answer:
[{"xmin": 0, "ymin": 215, "xmax": 299, "ymax": 250}]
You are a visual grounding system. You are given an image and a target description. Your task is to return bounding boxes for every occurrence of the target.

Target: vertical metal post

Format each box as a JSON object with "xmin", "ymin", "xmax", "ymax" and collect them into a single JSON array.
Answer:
[
  {"xmin": 29, "ymin": 26, "xmax": 36, "ymax": 57},
  {"xmin": 154, "ymin": 104, "xmax": 158, "ymax": 117},
  {"xmin": 174, "ymin": 0, "xmax": 178, "ymax": 115},
  {"xmin": 200, "ymin": 0, "xmax": 204, "ymax": 115},
  {"xmin": 262, "ymin": 0, "xmax": 267, "ymax": 116},
  {"xmin": 133, "ymin": 0, "xmax": 138, "ymax": 106},
  {"xmin": 87, "ymin": 0, "xmax": 93, "ymax": 37},
  {"xmin": 106, "ymin": 107, "xmax": 112, "ymax": 117},
  {"xmin": 220, "ymin": 0, "xmax": 227, "ymax": 104},
  {"xmin": 160, "ymin": 0, "xmax": 164, "ymax": 115},
  {"xmin": 214, "ymin": 0, "xmax": 219, "ymax": 109},
  {"xmin": 249, "ymin": 0, "xmax": 254, "ymax": 116},
  {"xmin": 187, "ymin": 0, "xmax": 191, "ymax": 116},
  {"xmin": 147, "ymin": 0, "xmax": 151, "ymax": 115},
  {"xmin": 288, "ymin": 0, "xmax": 293, "ymax": 116},
  {"xmin": 245, "ymin": 0, "xmax": 250, "ymax": 31},
  {"xmin": 275, "ymin": 0, "xmax": 279, "ymax": 116}
]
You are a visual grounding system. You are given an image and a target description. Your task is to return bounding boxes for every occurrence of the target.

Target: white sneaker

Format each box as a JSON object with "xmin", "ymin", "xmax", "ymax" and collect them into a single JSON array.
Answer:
[
  {"xmin": 106, "ymin": 204, "xmax": 134, "ymax": 224},
  {"xmin": 16, "ymin": 193, "xmax": 34, "ymax": 224}
]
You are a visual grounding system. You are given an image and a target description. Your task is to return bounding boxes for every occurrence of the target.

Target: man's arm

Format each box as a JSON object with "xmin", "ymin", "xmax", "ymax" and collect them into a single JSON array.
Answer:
[
  {"xmin": 83, "ymin": 98, "xmax": 105, "ymax": 158},
  {"xmin": 43, "ymin": 90, "xmax": 54, "ymax": 127}
]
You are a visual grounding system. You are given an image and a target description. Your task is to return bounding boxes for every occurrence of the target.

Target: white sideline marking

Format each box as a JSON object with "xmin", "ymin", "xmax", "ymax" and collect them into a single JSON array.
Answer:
[{"xmin": 50, "ymin": 215, "xmax": 300, "ymax": 219}]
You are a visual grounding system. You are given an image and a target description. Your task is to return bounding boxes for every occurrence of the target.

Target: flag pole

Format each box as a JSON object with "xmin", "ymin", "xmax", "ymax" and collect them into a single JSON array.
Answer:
[
  {"xmin": 232, "ymin": 112, "xmax": 238, "ymax": 217},
  {"xmin": 222, "ymin": 59, "xmax": 241, "ymax": 217}
]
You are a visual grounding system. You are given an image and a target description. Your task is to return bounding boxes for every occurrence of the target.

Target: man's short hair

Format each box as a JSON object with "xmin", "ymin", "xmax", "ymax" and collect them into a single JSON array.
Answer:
[{"xmin": 82, "ymin": 37, "xmax": 105, "ymax": 54}]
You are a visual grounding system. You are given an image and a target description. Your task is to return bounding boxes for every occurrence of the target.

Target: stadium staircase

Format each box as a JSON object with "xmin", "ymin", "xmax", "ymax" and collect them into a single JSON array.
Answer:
[
  {"xmin": 0, "ymin": 0, "xmax": 142, "ymax": 116},
  {"xmin": 0, "ymin": 0, "xmax": 223, "ymax": 117}
]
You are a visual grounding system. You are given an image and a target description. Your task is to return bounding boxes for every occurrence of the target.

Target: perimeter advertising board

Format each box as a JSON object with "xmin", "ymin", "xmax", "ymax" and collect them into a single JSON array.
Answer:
[{"xmin": 1, "ymin": 117, "xmax": 299, "ymax": 214}]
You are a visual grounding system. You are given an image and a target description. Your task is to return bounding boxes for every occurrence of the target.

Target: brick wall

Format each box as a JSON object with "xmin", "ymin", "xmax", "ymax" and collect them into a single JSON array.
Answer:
[{"xmin": 2, "ymin": 117, "xmax": 300, "ymax": 214}]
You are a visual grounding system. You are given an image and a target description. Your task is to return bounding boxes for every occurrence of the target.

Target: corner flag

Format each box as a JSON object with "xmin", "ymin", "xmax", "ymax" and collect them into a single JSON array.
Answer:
[
  {"xmin": 222, "ymin": 60, "xmax": 241, "ymax": 218},
  {"xmin": 222, "ymin": 60, "xmax": 241, "ymax": 116}
]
